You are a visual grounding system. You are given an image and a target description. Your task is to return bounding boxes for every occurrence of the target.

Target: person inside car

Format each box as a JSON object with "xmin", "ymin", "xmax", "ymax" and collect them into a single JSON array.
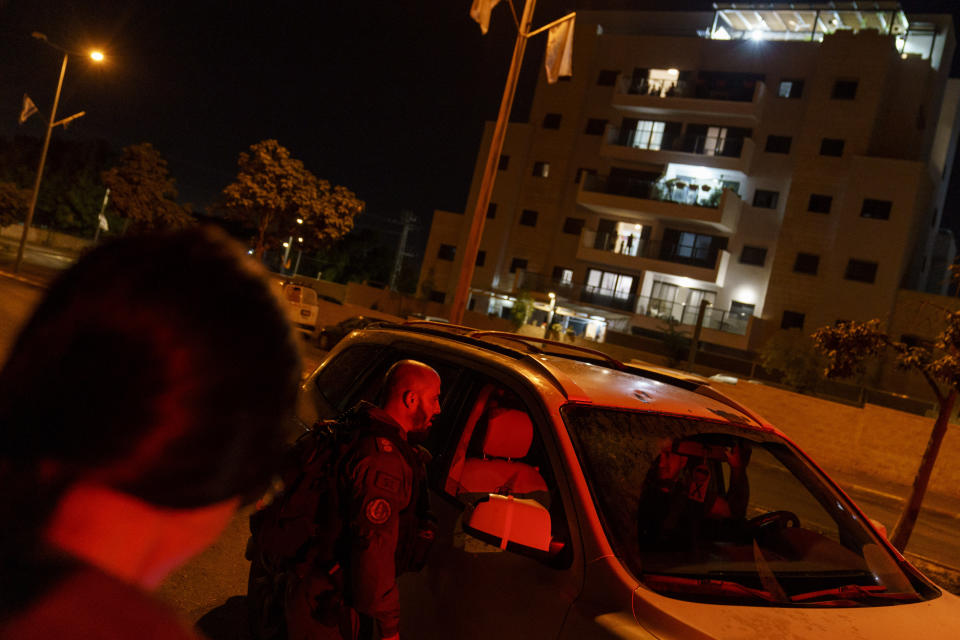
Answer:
[
  {"xmin": 0, "ymin": 227, "xmax": 301, "ymax": 639},
  {"xmin": 637, "ymin": 437, "xmax": 751, "ymax": 551}
]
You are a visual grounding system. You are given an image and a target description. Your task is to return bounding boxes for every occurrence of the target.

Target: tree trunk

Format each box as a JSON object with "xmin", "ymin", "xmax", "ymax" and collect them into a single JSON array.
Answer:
[{"xmin": 889, "ymin": 388, "xmax": 957, "ymax": 551}]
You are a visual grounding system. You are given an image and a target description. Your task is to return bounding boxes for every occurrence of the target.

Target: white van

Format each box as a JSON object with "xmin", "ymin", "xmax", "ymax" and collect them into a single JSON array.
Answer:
[{"xmin": 279, "ymin": 282, "xmax": 319, "ymax": 336}]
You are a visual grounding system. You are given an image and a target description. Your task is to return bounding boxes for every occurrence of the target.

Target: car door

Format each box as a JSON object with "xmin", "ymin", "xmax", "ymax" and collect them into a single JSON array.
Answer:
[{"xmin": 399, "ymin": 370, "xmax": 582, "ymax": 640}]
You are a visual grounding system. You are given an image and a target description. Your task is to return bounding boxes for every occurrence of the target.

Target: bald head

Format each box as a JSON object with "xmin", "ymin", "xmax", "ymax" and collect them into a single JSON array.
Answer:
[{"xmin": 381, "ymin": 360, "xmax": 442, "ymax": 436}]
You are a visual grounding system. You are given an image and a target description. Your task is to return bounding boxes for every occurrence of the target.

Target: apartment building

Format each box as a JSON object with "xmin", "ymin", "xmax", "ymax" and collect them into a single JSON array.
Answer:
[{"xmin": 421, "ymin": 3, "xmax": 960, "ymax": 354}]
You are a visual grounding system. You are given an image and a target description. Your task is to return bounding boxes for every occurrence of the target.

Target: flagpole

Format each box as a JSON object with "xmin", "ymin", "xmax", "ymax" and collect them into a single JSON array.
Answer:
[
  {"xmin": 14, "ymin": 50, "xmax": 68, "ymax": 273},
  {"xmin": 448, "ymin": 0, "xmax": 538, "ymax": 324}
]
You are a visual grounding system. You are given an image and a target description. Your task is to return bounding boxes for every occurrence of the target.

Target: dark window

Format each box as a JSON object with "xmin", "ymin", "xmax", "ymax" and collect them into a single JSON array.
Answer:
[
  {"xmin": 428, "ymin": 291, "xmax": 446, "ymax": 304},
  {"xmin": 793, "ymin": 253, "xmax": 820, "ymax": 275},
  {"xmin": 597, "ymin": 69, "xmax": 619, "ymax": 86},
  {"xmin": 498, "ymin": 155, "xmax": 509, "ymax": 170},
  {"xmin": 739, "ymin": 245, "xmax": 767, "ymax": 266},
  {"xmin": 808, "ymin": 194, "xmax": 832, "ymax": 213},
  {"xmin": 820, "ymin": 138, "xmax": 845, "ymax": 157},
  {"xmin": 574, "ymin": 167, "xmax": 596, "ymax": 184},
  {"xmin": 520, "ymin": 209, "xmax": 538, "ymax": 227},
  {"xmin": 781, "ymin": 310, "xmax": 805, "ymax": 330},
  {"xmin": 845, "ymin": 259, "xmax": 878, "ymax": 283},
  {"xmin": 475, "ymin": 250, "xmax": 486, "ymax": 267},
  {"xmin": 509, "ymin": 257, "xmax": 528, "ymax": 273},
  {"xmin": 563, "ymin": 217, "xmax": 585, "ymax": 235},
  {"xmin": 777, "ymin": 79, "xmax": 804, "ymax": 98},
  {"xmin": 437, "ymin": 244, "xmax": 456, "ymax": 261},
  {"xmin": 832, "ymin": 79, "xmax": 858, "ymax": 100},
  {"xmin": 551, "ymin": 266, "xmax": 574, "ymax": 285},
  {"xmin": 486, "ymin": 203, "xmax": 497, "ymax": 219},
  {"xmin": 585, "ymin": 118, "xmax": 608, "ymax": 135},
  {"xmin": 467, "ymin": 297, "xmax": 476, "ymax": 311},
  {"xmin": 532, "ymin": 161, "xmax": 550, "ymax": 177},
  {"xmin": 861, "ymin": 198, "xmax": 892, "ymax": 220},
  {"xmin": 542, "ymin": 113, "xmax": 562, "ymax": 129},
  {"xmin": 313, "ymin": 344, "xmax": 385, "ymax": 411},
  {"xmin": 753, "ymin": 189, "xmax": 779, "ymax": 209},
  {"xmin": 765, "ymin": 135, "xmax": 792, "ymax": 154}
]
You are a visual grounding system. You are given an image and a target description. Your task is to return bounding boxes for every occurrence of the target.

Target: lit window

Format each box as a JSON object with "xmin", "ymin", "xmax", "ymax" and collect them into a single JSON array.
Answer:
[
  {"xmin": 532, "ymin": 161, "xmax": 550, "ymax": 177},
  {"xmin": 778, "ymin": 79, "xmax": 804, "ymax": 98},
  {"xmin": 703, "ymin": 126, "xmax": 728, "ymax": 156},
  {"xmin": 631, "ymin": 120, "xmax": 666, "ymax": 150}
]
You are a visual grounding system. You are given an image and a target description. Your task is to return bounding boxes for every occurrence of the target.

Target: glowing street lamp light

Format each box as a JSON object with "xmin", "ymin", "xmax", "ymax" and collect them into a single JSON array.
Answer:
[{"xmin": 14, "ymin": 33, "xmax": 105, "ymax": 273}]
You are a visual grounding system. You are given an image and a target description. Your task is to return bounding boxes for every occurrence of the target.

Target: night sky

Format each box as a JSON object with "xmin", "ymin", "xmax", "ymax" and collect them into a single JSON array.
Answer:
[{"xmin": 2, "ymin": 1, "xmax": 960, "ymax": 234}]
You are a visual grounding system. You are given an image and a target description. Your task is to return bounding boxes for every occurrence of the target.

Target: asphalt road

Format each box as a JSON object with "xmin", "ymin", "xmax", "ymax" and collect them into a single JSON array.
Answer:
[{"xmin": 0, "ymin": 271, "xmax": 957, "ymax": 637}]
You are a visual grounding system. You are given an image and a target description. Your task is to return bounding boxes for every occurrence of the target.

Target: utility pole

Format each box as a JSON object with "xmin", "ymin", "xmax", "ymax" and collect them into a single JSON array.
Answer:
[
  {"xmin": 449, "ymin": 0, "xmax": 546, "ymax": 323},
  {"xmin": 389, "ymin": 210, "xmax": 416, "ymax": 291}
]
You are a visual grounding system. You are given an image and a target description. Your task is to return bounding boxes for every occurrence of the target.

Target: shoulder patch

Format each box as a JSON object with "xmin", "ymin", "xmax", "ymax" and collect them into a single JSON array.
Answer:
[
  {"xmin": 376, "ymin": 437, "xmax": 394, "ymax": 453},
  {"xmin": 365, "ymin": 497, "xmax": 392, "ymax": 524},
  {"xmin": 374, "ymin": 470, "xmax": 401, "ymax": 494}
]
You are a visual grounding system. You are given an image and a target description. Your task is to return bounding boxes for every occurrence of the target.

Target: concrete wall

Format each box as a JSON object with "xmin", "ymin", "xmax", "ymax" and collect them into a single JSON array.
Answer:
[
  {"xmin": 716, "ymin": 380, "xmax": 960, "ymax": 507},
  {"xmin": 0, "ymin": 224, "xmax": 92, "ymax": 253}
]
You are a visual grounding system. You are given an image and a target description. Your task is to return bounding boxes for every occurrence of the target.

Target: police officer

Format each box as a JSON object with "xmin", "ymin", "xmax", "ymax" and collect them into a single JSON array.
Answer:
[{"xmin": 287, "ymin": 359, "xmax": 441, "ymax": 640}]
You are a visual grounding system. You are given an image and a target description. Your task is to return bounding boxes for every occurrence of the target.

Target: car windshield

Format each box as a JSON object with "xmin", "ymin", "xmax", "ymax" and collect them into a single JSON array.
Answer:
[{"xmin": 561, "ymin": 406, "xmax": 937, "ymax": 607}]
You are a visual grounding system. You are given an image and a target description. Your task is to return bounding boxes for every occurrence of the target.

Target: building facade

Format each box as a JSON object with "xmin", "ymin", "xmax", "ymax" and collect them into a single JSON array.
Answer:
[{"xmin": 421, "ymin": 3, "xmax": 960, "ymax": 353}]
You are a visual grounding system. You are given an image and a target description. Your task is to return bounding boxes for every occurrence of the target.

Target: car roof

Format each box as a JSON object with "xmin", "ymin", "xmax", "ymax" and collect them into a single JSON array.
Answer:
[{"xmin": 362, "ymin": 322, "xmax": 769, "ymax": 431}]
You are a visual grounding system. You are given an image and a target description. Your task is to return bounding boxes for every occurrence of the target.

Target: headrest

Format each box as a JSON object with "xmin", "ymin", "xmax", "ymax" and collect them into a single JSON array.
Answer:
[{"xmin": 482, "ymin": 408, "xmax": 533, "ymax": 459}]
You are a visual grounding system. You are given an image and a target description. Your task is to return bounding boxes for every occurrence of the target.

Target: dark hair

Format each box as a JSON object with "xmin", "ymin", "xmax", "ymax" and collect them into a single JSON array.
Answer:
[{"xmin": 0, "ymin": 226, "xmax": 300, "ymax": 510}]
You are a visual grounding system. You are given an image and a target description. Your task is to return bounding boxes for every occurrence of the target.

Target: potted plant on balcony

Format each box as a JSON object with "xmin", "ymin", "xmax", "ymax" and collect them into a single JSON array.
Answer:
[
  {"xmin": 672, "ymin": 180, "xmax": 686, "ymax": 204},
  {"xmin": 686, "ymin": 182, "xmax": 699, "ymax": 205},
  {"xmin": 705, "ymin": 186, "xmax": 723, "ymax": 208}
]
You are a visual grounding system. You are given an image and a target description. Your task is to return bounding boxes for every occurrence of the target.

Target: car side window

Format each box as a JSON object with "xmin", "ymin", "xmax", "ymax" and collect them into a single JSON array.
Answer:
[
  {"xmin": 443, "ymin": 379, "xmax": 572, "ymax": 566},
  {"xmin": 313, "ymin": 344, "xmax": 386, "ymax": 412}
]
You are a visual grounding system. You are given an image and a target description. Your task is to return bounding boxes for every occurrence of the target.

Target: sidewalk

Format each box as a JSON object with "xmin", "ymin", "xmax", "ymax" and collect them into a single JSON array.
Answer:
[{"xmin": 0, "ymin": 236, "xmax": 78, "ymax": 287}]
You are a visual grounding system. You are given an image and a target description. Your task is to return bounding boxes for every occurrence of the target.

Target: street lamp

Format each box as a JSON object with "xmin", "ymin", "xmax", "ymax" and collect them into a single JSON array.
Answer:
[{"xmin": 14, "ymin": 33, "xmax": 105, "ymax": 273}]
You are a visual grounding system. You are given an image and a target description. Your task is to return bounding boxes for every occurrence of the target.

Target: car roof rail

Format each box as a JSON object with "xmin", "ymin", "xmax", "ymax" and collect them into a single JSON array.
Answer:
[
  {"xmin": 465, "ymin": 331, "xmax": 626, "ymax": 368},
  {"xmin": 385, "ymin": 323, "xmax": 757, "ymax": 416}
]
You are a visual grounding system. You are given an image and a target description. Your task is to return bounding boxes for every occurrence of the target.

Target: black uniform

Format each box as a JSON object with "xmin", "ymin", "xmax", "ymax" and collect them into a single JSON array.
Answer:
[{"xmin": 286, "ymin": 402, "xmax": 432, "ymax": 640}]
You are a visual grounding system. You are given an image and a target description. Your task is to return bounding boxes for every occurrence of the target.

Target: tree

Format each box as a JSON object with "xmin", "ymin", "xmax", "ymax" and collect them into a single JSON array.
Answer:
[
  {"xmin": 222, "ymin": 140, "xmax": 364, "ymax": 258},
  {"xmin": 0, "ymin": 181, "xmax": 30, "ymax": 228},
  {"xmin": 813, "ymin": 316, "xmax": 960, "ymax": 551},
  {"xmin": 659, "ymin": 317, "xmax": 689, "ymax": 368},
  {"xmin": 759, "ymin": 329, "xmax": 824, "ymax": 392},
  {"xmin": 509, "ymin": 291, "xmax": 534, "ymax": 330},
  {"xmin": 101, "ymin": 143, "xmax": 193, "ymax": 232}
]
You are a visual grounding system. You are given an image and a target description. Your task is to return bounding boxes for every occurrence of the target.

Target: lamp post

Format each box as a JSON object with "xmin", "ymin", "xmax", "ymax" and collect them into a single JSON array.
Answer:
[
  {"xmin": 282, "ymin": 217, "xmax": 304, "ymax": 275},
  {"xmin": 14, "ymin": 33, "xmax": 104, "ymax": 273}
]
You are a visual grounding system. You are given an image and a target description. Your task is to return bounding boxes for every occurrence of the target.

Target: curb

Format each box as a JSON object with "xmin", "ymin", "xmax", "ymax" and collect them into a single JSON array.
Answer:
[
  {"xmin": 0, "ymin": 268, "xmax": 49, "ymax": 289},
  {"xmin": 848, "ymin": 482, "xmax": 960, "ymax": 521}
]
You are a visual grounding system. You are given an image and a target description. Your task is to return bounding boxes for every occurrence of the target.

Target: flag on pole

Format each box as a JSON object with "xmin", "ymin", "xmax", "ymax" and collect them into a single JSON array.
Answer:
[
  {"xmin": 19, "ymin": 94, "xmax": 38, "ymax": 124},
  {"xmin": 98, "ymin": 212, "xmax": 109, "ymax": 231},
  {"xmin": 544, "ymin": 16, "xmax": 575, "ymax": 84},
  {"xmin": 470, "ymin": 0, "xmax": 501, "ymax": 35}
]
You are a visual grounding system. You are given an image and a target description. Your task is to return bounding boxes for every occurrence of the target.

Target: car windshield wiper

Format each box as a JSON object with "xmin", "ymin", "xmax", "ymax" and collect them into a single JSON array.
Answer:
[
  {"xmin": 790, "ymin": 584, "xmax": 922, "ymax": 605},
  {"xmin": 642, "ymin": 573, "xmax": 779, "ymax": 603}
]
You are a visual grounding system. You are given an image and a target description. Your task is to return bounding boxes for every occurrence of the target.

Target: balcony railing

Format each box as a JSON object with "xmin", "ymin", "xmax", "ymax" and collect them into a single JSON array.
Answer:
[
  {"xmin": 582, "ymin": 173, "xmax": 724, "ymax": 209},
  {"xmin": 584, "ymin": 230, "xmax": 722, "ymax": 270},
  {"xmin": 513, "ymin": 271, "xmax": 750, "ymax": 335},
  {"xmin": 605, "ymin": 127, "xmax": 746, "ymax": 159},
  {"xmin": 516, "ymin": 271, "xmax": 636, "ymax": 313},
  {"xmin": 618, "ymin": 77, "xmax": 758, "ymax": 103},
  {"xmin": 634, "ymin": 295, "xmax": 750, "ymax": 336}
]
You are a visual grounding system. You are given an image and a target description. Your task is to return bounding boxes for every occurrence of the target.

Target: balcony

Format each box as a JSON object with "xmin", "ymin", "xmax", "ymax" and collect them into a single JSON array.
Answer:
[
  {"xmin": 613, "ymin": 76, "xmax": 765, "ymax": 122},
  {"xmin": 516, "ymin": 271, "xmax": 636, "ymax": 313},
  {"xmin": 576, "ymin": 174, "xmax": 742, "ymax": 233},
  {"xmin": 633, "ymin": 295, "xmax": 750, "ymax": 336},
  {"xmin": 601, "ymin": 126, "xmax": 754, "ymax": 174},
  {"xmin": 576, "ymin": 229, "xmax": 730, "ymax": 285}
]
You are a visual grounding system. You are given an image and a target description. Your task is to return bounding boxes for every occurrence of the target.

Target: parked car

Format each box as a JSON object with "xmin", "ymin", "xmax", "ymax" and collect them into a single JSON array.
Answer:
[
  {"xmin": 295, "ymin": 323, "xmax": 959, "ymax": 639},
  {"xmin": 314, "ymin": 315, "xmax": 381, "ymax": 350},
  {"xmin": 272, "ymin": 280, "xmax": 321, "ymax": 337}
]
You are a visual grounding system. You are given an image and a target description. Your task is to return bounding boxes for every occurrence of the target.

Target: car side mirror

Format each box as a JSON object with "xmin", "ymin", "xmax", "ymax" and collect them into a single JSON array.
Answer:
[{"xmin": 464, "ymin": 494, "xmax": 552, "ymax": 552}]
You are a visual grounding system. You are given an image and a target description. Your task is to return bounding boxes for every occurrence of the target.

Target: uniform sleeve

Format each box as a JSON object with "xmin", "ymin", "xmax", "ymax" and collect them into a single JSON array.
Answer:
[{"xmin": 342, "ymin": 445, "xmax": 410, "ymax": 638}]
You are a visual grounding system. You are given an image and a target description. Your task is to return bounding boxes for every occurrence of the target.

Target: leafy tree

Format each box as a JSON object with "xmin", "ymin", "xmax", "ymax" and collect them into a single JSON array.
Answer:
[
  {"xmin": 813, "ymin": 316, "xmax": 960, "ymax": 551},
  {"xmin": 509, "ymin": 291, "xmax": 534, "ymax": 330},
  {"xmin": 222, "ymin": 140, "xmax": 363, "ymax": 258},
  {"xmin": 101, "ymin": 143, "xmax": 193, "ymax": 232},
  {"xmin": 0, "ymin": 181, "xmax": 30, "ymax": 227},
  {"xmin": 310, "ymin": 228, "xmax": 392, "ymax": 284},
  {"xmin": 759, "ymin": 330, "xmax": 824, "ymax": 392}
]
